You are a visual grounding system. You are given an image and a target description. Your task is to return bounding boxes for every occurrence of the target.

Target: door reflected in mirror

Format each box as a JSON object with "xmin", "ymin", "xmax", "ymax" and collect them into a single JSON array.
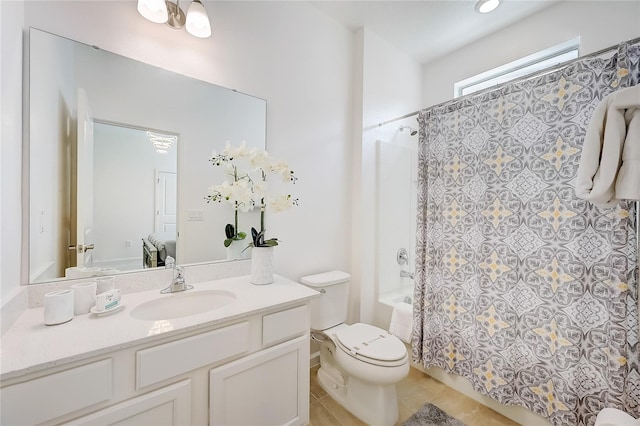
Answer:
[
  {"xmin": 29, "ymin": 28, "xmax": 266, "ymax": 283},
  {"xmin": 92, "ymin": 122, "xmax": 178, "ymax": 273}
]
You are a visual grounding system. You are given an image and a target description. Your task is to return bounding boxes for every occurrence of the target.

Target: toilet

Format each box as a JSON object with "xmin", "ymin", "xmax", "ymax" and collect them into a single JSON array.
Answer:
[{"xmin": 301, "ymin": 271, "xmax": 409, "ymax": 426}]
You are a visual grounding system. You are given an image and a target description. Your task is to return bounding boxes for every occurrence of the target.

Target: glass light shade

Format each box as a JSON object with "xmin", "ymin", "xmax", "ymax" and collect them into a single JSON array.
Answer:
[
  {"xmin": 475, "ymin": 0, "xmax": 500, "ymax": 13},
  {"xmin": 138, "ymin": 0, "xmax": 168, "ymax": 23},
  {"xmin": 186, "ymin": 0, "xmax": 212, "ymax": 38}
]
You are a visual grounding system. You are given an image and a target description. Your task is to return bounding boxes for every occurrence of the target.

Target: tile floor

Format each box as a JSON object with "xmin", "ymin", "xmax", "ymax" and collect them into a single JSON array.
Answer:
[{"xmin": 309, "ymin": 365, "xmax": 519, "ymax": 426}]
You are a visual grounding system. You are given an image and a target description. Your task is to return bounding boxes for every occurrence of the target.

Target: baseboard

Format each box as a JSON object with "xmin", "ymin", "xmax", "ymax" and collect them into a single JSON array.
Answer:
[{"xmin": 310, "ymin": 351, "xmax": 320, "ymax": 368}]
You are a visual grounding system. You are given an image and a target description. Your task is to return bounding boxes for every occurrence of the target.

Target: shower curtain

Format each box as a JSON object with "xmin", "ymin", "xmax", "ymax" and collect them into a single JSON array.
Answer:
[{"xmin": 413, "ymin": 41, "xmax": 639, "ymax": 426}]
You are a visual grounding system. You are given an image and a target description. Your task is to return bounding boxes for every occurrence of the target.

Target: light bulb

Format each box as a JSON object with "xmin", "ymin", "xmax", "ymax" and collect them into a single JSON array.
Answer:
[
  {"xmin": 186, "ymin": 0, "xmax": 212, "ymax": 38},
  {"xmin": 475, "ymin": 0, "xmax": 500, "ymax": 13},
  {"xmin": 137, "ymin": 0, "xmax": 168, "ymax": 23}
]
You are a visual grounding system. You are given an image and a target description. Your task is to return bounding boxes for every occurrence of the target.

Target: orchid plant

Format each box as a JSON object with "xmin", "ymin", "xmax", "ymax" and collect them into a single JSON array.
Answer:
[
  {"xmin": 205, "ymin": 155, "xmax": 251, "ymax": 247},
  {"xmin": 205, "ymin": 141, "xmax": 298, "ymax": 248}
]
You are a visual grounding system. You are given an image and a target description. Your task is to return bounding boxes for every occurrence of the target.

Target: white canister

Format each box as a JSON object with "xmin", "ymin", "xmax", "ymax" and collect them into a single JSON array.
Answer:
[
  {"xmin": 251, "ymin": 246, "xmax": 274, "ymax": 285},
  {"xmin": 70, "ymin": 281, "xmax": 97, "ymax": 315},
  {"xmin": 96, "ymin": 276, "xmax": 115, "ymax": 294},
  {"xmin": 44, "ymin": 290, "xmax": 74, "ymax": 325}
]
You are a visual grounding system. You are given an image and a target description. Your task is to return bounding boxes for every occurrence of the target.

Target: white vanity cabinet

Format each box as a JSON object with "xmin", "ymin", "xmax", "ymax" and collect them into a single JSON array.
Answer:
[
  {"xmin": 210, "ymin": 305, "xmax": 311, "ymax": 426},
  {"xmin": 66, "ymin": 379, "xmax": 192, "ymax": 426},
  {"xmin": 0, "ymin": 302, "xmax": 311, "ymax": 426}
]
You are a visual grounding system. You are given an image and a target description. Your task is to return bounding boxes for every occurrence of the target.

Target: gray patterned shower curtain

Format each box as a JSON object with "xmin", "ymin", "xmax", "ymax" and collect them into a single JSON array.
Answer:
[{"xmin": 412, "ymin": 41, "xmax": 640, "ymax": 426}]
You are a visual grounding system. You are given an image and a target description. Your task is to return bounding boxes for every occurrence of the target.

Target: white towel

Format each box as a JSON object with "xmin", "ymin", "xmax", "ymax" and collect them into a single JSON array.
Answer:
[
  {"xmin": 575, "ymin": 85, "xmax": 640, "ymax": 207},
  {"xmin": 389, "ymin": 302, "xmax": 413, "ymax": 343}
]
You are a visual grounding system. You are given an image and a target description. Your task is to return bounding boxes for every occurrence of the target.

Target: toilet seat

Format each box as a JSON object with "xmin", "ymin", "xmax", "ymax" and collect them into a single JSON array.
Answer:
[{"xmin": 334, "ymin": 323, "xmax": 407, "ymax": 367}]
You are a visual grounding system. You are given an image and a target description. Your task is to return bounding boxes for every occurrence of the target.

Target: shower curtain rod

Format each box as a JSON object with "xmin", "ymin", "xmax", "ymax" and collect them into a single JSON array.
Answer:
[
  {"xmin": 375, "ymin": 110, "xmax": 419, "ymax": 128},
  {"xmin": 375, "ymin": 35, "xmax": 640, "ymax": 129}
]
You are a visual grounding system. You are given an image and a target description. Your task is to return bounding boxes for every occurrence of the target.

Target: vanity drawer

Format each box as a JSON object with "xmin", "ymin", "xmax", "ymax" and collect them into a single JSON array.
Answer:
[
  {"xmin": 1, "ymin": 359, "xmax": 112, "ymax": 425},
  {"xmin": 136, "ymin": 321, "xmax": 250, "ymax": 389},
  {"xmin": 262, "ymin": 305, "xmax": 309, "ymax": 346}
]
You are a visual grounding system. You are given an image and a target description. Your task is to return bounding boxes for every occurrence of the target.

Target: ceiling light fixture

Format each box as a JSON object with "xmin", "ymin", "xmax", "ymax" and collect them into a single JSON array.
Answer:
[
  {"xmin": 147, "ymin": 131, "xmax": 177, "ymax": 154},
  {"xmin": 475, "ymin": 0, "xmax": 501, "ymax": 13},
  {"xmin": 137, "ymin": 0, "xmax": 168, "ymax": 23},
  {"xmin": 137, "ymin": 0, "xmax": 212, "ymax": 38}
]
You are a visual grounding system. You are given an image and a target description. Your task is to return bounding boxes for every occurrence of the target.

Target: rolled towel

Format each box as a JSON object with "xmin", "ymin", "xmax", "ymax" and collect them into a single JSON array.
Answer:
[
  {"xmin": 389, "ymin": 302, "xmax": 413, "ymax": 343},
  {"xmin": 65, "ymin": 266, "xmax": 98, "ymax": 278},
  {"xmin": 575, "ymin": 85, "xmax": 640, "ymax": 207}
]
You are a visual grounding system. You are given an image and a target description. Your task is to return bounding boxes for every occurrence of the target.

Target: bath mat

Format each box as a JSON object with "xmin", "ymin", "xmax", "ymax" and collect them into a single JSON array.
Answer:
[{"xmin": 403, "ymin": 402, "xmax": 467, "ymax": 426}]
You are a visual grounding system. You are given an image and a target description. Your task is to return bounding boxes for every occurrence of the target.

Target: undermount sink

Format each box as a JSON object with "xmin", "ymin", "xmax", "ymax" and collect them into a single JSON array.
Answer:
[{"xmin": 130, "ymin": 290, "xmax": 236, "ymax": 321}]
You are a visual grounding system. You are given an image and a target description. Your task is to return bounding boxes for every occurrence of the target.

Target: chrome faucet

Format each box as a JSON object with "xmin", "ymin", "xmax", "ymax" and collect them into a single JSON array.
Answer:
[
  {"xmin": 161, "ymin": 265, "xmax": 193, "ymax": 294},
  {"xmin": 400, "ymin": 270, "xmax": 414, "ymax": 280}
]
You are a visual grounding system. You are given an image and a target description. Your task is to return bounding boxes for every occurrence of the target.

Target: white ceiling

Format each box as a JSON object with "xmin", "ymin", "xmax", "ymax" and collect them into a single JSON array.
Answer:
[{"xmin": 309, "ymin": 0, "xmax": 559, "ymax": 64}]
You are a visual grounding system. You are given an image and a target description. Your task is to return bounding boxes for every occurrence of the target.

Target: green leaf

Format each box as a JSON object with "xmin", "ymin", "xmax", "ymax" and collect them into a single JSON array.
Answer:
[
  {"xmin": 225, "ymin": 223, "xmax": 235, "ymax": 239},
  {"xmin": 224, "ymin": 238, "xmax": 233, "ymax": 247},
  {"xmin": 237, "ymin": 232, "xmax": 247, "ymax": 239},
  {"xmin": 263, "ymin": 239, "xmax": 279, "ymax": 247}
]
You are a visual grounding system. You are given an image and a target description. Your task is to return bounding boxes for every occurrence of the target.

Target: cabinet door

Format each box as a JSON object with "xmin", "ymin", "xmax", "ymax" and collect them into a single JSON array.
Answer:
[
  {"xmin": 210, "ymin": 335, "xmax": 309, "ymax": 426},
  {"xmin": 65, "ymin": 379, "xmax": 191, "ymax": 426}
]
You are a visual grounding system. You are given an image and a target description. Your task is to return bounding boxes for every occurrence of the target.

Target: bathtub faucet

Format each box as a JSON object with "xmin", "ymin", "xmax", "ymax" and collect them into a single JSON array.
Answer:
[{"xmin": 400, "ymin": 270, "xmax": 414, "ymax": 280}]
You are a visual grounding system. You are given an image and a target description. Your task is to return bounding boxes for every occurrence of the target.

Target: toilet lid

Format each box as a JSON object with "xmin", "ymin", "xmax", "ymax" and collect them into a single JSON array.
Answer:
[{"xmin": 335, "ymin": 323, "xmax": 407, "ymax": 363}]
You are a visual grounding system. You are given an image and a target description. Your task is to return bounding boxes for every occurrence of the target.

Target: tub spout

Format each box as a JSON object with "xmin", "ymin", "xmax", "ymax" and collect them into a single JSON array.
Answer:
[{"xmin": 400, "ymin": 270, "xmax": 414, "ymax": 280}]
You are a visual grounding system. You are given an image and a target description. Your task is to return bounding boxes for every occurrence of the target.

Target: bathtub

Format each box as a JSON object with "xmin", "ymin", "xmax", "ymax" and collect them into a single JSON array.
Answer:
[{"xmin": 379, "ymin": 289, "xmax": 413, "ymax": 308}]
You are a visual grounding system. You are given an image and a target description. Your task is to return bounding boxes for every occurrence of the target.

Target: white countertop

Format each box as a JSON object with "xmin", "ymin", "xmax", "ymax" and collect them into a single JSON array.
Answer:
[{"xmin": 0, "ymin": 274, "xmax": 319, "ymax": 381}]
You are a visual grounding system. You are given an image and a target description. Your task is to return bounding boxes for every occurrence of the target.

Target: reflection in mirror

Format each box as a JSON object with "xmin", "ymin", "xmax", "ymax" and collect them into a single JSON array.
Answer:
[
  {"xmin": 93, "ymin": 123, "xmax": 177, "ymax": 272},
  {"xmin": 28, "ymin": 28, "xmax": 266, "ymax": 283}
]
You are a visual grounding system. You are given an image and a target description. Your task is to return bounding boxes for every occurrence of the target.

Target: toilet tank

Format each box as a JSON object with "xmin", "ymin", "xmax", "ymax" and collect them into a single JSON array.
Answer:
[{"xmin": 300, "ymin": 271, "xmax": 350, "ymax": 330}]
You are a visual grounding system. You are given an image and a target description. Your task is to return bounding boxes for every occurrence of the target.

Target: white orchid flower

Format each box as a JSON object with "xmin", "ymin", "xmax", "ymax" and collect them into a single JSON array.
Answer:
[
  {"xmin": 223, "ymin": 140, "xmax": 249, "ymax": 159},
  {"xmin": 252, "ymin": 180, "xmax": 268, "ymax": 198},
  {"xmin": 268, "ymin": 160, "xmax": 290, "ymax": 175},
  {"xmin": 224, "ymin": 163, "xmax": 236, "ymax": 178},
  {"xmin": 215, "ymin": 181, "xmax": 234, "ymax": 200},
  {"xmin": 231, "ymin": 180, "xmax": 252, "ymax": 203},
  {"xmin": 267, "ymin": 194, "xmax": 295, "ymax": 212},
  {"xmin": 207, "ymin": 185, "xmax": 222, "ymax": 200},
  {"xmin": 248, "ymin": 148, "xmax": 270, "ymax": 169},
  {"xmin": 208, "ymin": 142, "xmax": 298, "ymax": 245}
]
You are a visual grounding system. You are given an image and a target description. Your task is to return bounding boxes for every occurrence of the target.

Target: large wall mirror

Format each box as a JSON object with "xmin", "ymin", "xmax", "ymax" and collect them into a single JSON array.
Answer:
[{"xmin": 29, "ymin": 28, "xmax": 266, "ymax": 284}]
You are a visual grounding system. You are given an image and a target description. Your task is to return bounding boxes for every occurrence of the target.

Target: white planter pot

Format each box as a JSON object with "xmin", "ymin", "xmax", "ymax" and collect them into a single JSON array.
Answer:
[
  {"xmin": 251, "ymin": 246, "xmax": 274, "ymax": 285},
  {"xmin": 226, "ymin": 240, "xmax": 251, "ymax": 260}
]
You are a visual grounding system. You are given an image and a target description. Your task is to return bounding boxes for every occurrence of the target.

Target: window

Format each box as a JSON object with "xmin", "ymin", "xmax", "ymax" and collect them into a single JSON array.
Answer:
[{"xmin": 454, "ymin": 37, "xmax": 580, "ymax": 98}]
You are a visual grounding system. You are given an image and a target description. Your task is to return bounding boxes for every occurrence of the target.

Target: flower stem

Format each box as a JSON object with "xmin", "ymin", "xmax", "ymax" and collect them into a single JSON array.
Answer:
[{"xmin": 234, "ymin": 202, "xmax": 239, "ymax": 239}]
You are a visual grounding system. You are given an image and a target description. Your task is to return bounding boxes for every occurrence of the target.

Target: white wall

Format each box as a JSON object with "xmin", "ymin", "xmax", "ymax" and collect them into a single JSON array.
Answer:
[
  {"xmin": 422, "ymin": 0, "xmax": 640, "ymax": 107},
  {"xmin": 356, "ymin": 28, "xmax": 422, "ymax": 326},
  {"xmin": 1, "ymin": 0, "xmax": 25, "ymax": 301},
  {"xmin": 0, "ymin": 0, "xmax": 354, "ymax": 294}
]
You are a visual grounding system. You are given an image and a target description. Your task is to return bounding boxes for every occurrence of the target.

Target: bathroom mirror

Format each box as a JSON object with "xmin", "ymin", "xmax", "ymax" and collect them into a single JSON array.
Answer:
[{"xmin": 28, "ymin": 28, "xmax": 266, "ymax": 284}]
